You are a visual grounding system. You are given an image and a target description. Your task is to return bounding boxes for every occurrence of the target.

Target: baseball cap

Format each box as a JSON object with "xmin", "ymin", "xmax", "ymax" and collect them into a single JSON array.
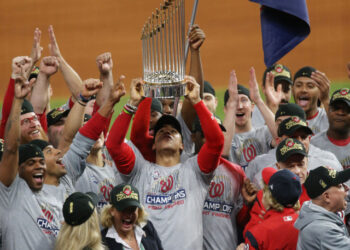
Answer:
[
  {"xmin": 151, "ymin": 99, "xmax": 163, "ymax": 114},
  {"xmin": 47, "ymin": 107, "xmax": 70, "ymax": 127},
  {"xmin": 19, "ymin": 144, "xmax": 44, "ymax": 165},
  {"xmin": 263, "ymin": 64, "xmax": 292, "ymax": 87},
  {"xmin": 30, "ymin": 139, "xmax": 50, "ymax": 151},
  {"xmin": 110, "ymin": 184, "xmax": 142, "ymax": 211},
  {"xmin": 268, "ymin": 169, "xmax": 302, "ymax": 207},
  {"xmin": 304, "ymin": 166, "xmax": 350, "ymax": 199},
  {"xmin": 204, "ymin": 81, "xmax": 216, "ymax": 97},
  {"xmin": 276, "ymin": 138, "xmax": 307, "ymax": 163},
  {"xmin": 277, "ymin": 116, "xmax": 313, "ymax": 137},
  {"xmin": 275, "ymin": 103, "xmax": 306, "ymax": 121},
  {"xmin": 63, "ymin": 192, "xmax": 98, "ymax": 226},
  {"xmin": 192, "ymin": 115, "xmax": 226, "ymax": 133},
  {"xmin": 224, "ymin": 84, "xmax": 250, "ymax": 106},
  {"xmin": 293, "ymin": 66, "xmax": 316, "ymax": 82},
  {"xmin": 153, "ymin": 114, "xmax": 182, "ymax": 138},
  {"xmin": 329, "ymin": 88, "xmax": 350, "ymax": 108},
  {"xmin": 21, "ymin": 99, "xmax": 34, "ymax": 115}
]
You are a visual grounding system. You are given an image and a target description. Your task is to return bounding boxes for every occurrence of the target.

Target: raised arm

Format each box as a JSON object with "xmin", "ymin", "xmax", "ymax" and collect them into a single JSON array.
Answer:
[
  {"xmin": 48, "ymin": 25, "xmax": 83, "ymax": 99},
  {"xmin": 185, "ymin": 76, "xmax": 224, "ymax": 173},
  {"xmin": 181, "ymin": 24, "xmax": 205, "ymax": 130},
  {"xmin": 0, "ymin": 73, "xmax": 32, "ymax": 186},
  {"xmin": 222, "ymin": 70, "xmax": 238, "ymax": 157},
  {"xmin": 106, "ymin": 78, "xmax": 144, "ymax": 175},
  {"xmin": 27, "ymin": 27, "xmax": 43, "ymax": 78},
  {"xmin": 58, "ymin": 79, "xmax": 103, "ymax": 154},
  {"xmin": 311, "ymin": 70, "xmax": 330, "ymax": 114},
  {"xmin": 263, "ymin": 72, "xmax": 284, "ymax": 114},
  {"xmin": 0, "ymin": 57, "xmax": 34, "ymax": 139},
  {"xmin": 249, "ymin": 67, "xmax": 277, "ymax": 139},
  {"xmin": 130, "ymin": 97, "xmax": 156, "ymax": 162},
  {"xmin": 30, "ymin": 56, "xmax": 59, "ymax": 114},
  {"xmin": 95, "ymin": 52, "xmax": 114, "ymax": 107}
]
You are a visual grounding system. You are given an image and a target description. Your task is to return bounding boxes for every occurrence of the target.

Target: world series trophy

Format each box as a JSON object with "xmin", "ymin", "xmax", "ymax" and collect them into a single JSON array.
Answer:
[{"xmin": 141, "ymin": 0, "xmax": 186, "ymax": 98}]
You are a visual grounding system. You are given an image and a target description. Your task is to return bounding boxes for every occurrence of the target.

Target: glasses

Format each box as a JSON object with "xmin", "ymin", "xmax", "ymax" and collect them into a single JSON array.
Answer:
[{"xmin": 21, "ymin": 115, "xmax": 39, "ymax": 126}]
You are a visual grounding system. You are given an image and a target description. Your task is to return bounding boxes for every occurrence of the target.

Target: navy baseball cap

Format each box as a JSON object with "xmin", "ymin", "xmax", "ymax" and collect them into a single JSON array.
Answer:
[
  {"xmin": 268, "ymin": 169, "xmax": 302, "ymax": 207},
  {"xmin": 154, "ymin": 115, "xmax": 182, "ymax": 138},
  {"xmin": 275, "ymin": 103, "xmax": 306, "ymax": 121},
  {"xmin": 110, "ymin": 184, "xmax": 142, "ymax": 211}
]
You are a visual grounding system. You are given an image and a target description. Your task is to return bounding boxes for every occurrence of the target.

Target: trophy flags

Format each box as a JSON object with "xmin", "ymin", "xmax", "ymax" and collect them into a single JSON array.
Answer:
[{"xmin": 250, "ymin": 0, "xmax": 311, "ymax": 67}]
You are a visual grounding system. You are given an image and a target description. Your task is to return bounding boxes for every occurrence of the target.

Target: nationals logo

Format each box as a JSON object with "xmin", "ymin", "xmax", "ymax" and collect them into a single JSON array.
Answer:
[
  {"xmin": 160, "ymin": 175, "xmax": 174, "ymax": 193},
  {"xmin": 100, "ymin": 184, "xmax": 114, "ymax": 202},
  {"xmin": 209, "ymin": 181, "xmax": 224, "ymax": 198},
  {"xmin": 243, "ymin": 144, "xmax": 257, "ymax": 162}
]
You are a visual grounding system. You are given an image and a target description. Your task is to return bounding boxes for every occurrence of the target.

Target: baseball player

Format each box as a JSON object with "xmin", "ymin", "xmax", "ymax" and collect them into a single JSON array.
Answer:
[
  {"xmin": 106, "ymin": 76, "xmax": 224, "ymax": 249},
  {"xmin": 292, "ymin": 66, "xmax": 330, "ymax": 134}
]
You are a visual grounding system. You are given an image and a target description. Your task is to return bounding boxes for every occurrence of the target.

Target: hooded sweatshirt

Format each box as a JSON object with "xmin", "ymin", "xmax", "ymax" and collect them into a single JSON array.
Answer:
[{"xmin": 294, "ymin": 201, "xmax": 350, "ymax": 250}]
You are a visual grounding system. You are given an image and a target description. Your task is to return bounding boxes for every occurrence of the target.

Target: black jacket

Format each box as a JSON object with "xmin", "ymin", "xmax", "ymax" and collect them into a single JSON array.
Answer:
[{"xmin": 101, "ymin": 221, "xmax": 163, "ymax": 250}]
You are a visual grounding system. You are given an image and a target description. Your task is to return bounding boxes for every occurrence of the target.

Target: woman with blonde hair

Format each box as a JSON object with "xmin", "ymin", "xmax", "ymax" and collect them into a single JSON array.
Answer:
[
  {"xmin": 55, "ymin": 192, "xmax": 104, "ymax": 250},
  {"xmin": 238, "ymin": 168, "xmax": 302, "ymax": 250},
  {"xmin": 101, "ymin": 183, "xmax": 163, "ymax": 250}
]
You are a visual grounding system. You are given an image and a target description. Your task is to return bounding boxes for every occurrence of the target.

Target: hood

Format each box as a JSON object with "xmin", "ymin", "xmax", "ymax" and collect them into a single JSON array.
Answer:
[{"xmin": 294, "ymin": 201, "xmax": 344, "ymax": 231}]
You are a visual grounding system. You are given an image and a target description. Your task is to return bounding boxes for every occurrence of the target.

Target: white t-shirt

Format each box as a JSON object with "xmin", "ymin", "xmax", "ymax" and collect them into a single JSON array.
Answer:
[{"xmin": 307, "ymin": 107, "xmax": 329, "ymax": 135}]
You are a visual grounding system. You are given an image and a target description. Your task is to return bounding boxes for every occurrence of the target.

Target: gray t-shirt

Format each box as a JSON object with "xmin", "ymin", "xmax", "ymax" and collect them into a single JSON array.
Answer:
[
  {"xmin": 230, "ymin": 126, "xmax": 272, "ymax": 170},
  {"xmin": 311, "ymin": 131, "xmax": 350, "ymax": 169},
  {"xmin": 203, "ymin": 162, "xmax": 244, "ymax": 250},
  {"xmin": 74, "ymin": 161, "xmax": 121, "ymax": 212},
  {"xmin": 307, "ymin": 107, "xmax": 329, "ymax": 135},
  {"xmin": 246, "ymin": 144, "xmax": 343, "ymax": 189},
  {"xmin": 251, "ymin": 106, "xmax": 266, "ymax": 129},
  {"xmin": 121, "ymin": 142, "xmax": 213, "ymax": 250},
  {"xmin": 0, "ymin": 176, "xmax": 59, "ymax": 250}
]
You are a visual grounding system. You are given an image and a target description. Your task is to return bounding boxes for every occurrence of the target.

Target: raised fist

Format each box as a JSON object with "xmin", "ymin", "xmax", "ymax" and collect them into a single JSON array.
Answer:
[{"xmin": 96, "ymin": 52, "xmax": 113, "ymax": 74}]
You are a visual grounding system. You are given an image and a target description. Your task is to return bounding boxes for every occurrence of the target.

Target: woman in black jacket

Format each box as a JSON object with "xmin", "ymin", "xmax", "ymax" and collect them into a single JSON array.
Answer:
[{"xmin": 101, "ymin": 183, "xmax": 163, "ymax": 250}]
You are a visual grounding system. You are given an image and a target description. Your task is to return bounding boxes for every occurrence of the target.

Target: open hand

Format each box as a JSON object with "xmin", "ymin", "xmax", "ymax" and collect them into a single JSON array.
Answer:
[{"xmin": 30, "ymin": 28, "xmax": 43, "ymax": 64}]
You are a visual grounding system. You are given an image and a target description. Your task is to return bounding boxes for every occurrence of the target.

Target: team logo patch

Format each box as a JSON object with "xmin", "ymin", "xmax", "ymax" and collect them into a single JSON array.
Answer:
[
  {"xmin": 340, "ymin": 89, "xmax": 348, "ymax": 96},
  {"xmin": 123, "ymin": 186, "xmax": 132, "ymax": 196},
  {"xmin": 283, "ymin": 216, "xmax": 293, "ymax": 222},
  {"xmin": 286, "ymin": 139, "xmax": 295, "ymax": 148},
  {"xmin": 275, "ymin": 64, "xmax": 283, "ymax": 73}
]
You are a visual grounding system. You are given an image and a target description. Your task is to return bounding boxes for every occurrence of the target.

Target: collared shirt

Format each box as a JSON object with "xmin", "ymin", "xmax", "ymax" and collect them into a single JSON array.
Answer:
[{"xmin": 106, "ymin": 225, "xmax": 145, "ymax": 250}]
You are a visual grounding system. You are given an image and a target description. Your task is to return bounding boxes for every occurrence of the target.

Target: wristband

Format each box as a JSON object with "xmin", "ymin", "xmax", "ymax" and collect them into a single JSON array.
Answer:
[
  {"xmin": 79, "ymin": 93, "xmax": 91, "ymax": 103},
  {"xmin": 123, "ymin": 105, "xmax": 134, "ymax": 115},
  {"xmin": 77, "ymin": 100, "xmax": 87, "ymax": 106}
]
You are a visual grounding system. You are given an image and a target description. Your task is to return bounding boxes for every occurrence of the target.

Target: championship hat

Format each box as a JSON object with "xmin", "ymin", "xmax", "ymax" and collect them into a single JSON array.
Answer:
[
  {"xmin": 329, "ymin": 88, "xmax": 350, "ymax": 108},
  {"xmin": 63, "ymin": 192, "xmax": 98, "ymax": 226},
  {"xmin": 154, "ymin": 114, "xmax": 182, "ymax": 138},
  {"xmin": 263, "ymin": 64, "xmax": 292, "ymax": 87},
  {"xmin": 19, "ymin": 144, "xmax": 44, "ymax": 165},
  {"xmin": 47, "ymin": 107, "xmax": 70, "ymax": 127},
  {"xmin": 293, "ymin": 66, "xmax": 316, "ymax": 82},
  {"xmin": 275, "ymin": 103, "xmax": 306, "ymax": 121},
  {"xmin": 304, "ymin": 166, "xmax": 350, "ymax": 199},
  {"xmin": 21, "ymin": 99, "xmax": 34, "ymax": 115},
  {"xmin": 277, "ymin": 116, "xmax": 313, "ymax": 137},
  {"xmin": 30, "ymin": 139, "xmax": 50, "ymax": 151},
  {"xmin": 276, "ymin": 138, "xmax": 307, "ymax": 163},
  {"xmin": 110, "ymin": 184, "xmax": 142, "ymax": 211}
]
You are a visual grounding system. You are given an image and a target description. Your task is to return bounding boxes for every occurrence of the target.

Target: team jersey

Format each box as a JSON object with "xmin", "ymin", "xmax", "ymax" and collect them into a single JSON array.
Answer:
[
  {"xmin": 203, "ymin": 158, "xmax": 245, "ymax": 250},
  {"xmin": 0, "ymin": 176, "xmax": 60, "ymax": 250},
  {"xmin": 246, "ymin": 144, "xmax": 342, "ymax": 189},
  {"xmin": 307, "ymin": 107, "xmax": 329, "ymax": 135},
  {"xmin": 124, "ymin": 142, "xmax": 213, "ymax": 250},
  {"xmin": 311, "ymin": 131, "xmax": 350, "ymax": 169},
  {"xmin": 74, "ymin": 161, "xmax": 121, "ymax": 211},
  {"xmin": 251, "ymin": 106, "xmax": 266, "ymax": 129},
  {"xmin": 230, "ymin": 126, "xmax": 272, "ymax": 170}
]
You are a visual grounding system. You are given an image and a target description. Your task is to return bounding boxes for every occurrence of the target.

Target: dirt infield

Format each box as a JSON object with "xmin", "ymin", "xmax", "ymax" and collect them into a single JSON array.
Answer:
[{"xmin": 0, "ymin": 0, "xmax": 349, "ymax": 99}]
